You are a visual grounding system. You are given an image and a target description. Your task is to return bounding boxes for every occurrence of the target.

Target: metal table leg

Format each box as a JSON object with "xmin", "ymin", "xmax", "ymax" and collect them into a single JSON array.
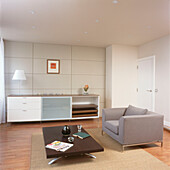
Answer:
[
  {"xmin": 48, "ymin": 157, "xmax": 62, "ymax": 165},
  {"xmin": 85, "ymin": 153, "xmax": 96, "ymax": 159}
]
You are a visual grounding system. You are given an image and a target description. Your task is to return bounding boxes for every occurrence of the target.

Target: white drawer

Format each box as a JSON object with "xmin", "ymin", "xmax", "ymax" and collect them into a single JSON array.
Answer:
[
  {"xmin": 19, "ymin": 97, "xmax": 41, "ymax": 103},
  {"xmin": 8, "ymin": 97, "xmax": 41, "ymax": 110},
  {"xmin": 7, "ymin": 109, "xmax": 41, "ymax": 122}
]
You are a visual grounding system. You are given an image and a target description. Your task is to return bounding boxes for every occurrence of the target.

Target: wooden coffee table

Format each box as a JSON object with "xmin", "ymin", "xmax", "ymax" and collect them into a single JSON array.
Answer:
[{"xmin": 42, "ymin": 125, "xmax": 104, "ymax": 165}]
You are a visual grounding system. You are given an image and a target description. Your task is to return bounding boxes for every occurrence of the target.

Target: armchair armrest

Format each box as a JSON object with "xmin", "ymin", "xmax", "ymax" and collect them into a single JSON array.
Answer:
[
  {"xmin": 119, "ymin": 114, "xmax": 164, "ymax": 145},
  {"xmin": 102, "ymin": 108, "xmax": 126, "ymax": 121}
]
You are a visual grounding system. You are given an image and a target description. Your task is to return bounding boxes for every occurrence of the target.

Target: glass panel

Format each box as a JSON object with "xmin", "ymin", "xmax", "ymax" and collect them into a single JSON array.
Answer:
[{"xmin": 42, "ymin": 97, "xmax": 71, "ymax": 120}]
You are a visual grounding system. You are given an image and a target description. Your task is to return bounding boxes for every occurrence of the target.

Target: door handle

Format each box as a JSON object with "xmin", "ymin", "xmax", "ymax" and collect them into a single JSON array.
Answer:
[{"xmin": 146, "ymin": 89, "xmax": 152, "ymax": 92}]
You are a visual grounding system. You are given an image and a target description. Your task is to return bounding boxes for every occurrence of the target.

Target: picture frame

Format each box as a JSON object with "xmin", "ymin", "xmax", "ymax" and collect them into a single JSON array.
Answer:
[{"xmin": 47, "ymin": 59, "xmax": 60, "ymax": 74}]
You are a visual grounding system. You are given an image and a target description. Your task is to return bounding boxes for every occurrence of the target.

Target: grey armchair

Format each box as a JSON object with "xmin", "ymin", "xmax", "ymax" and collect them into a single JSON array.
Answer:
[{"xmin": 102, "ymin": 107, "xmax": 164, "ymax": 151}]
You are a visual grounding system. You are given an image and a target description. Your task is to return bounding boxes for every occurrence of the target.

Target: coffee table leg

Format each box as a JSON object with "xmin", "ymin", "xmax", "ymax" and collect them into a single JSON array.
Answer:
[
  {"xmin": 48, "ymin": 157, "xmax": 62, "ymax": 165},
  {"xmin": 85, "ymin": 153, "xmax": 96, "ymax": 159}
]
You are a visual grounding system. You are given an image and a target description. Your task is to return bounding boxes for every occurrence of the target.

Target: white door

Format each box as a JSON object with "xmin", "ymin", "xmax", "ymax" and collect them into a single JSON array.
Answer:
[{"xmin": 137, "ymin": 56, "xmax": 155, "ymax": 111}]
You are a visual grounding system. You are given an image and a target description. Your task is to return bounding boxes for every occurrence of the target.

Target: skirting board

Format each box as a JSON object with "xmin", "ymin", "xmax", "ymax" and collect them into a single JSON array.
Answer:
[{"xmin": 164, "ymin": 121, "xmax": 170, "ymax": 130}]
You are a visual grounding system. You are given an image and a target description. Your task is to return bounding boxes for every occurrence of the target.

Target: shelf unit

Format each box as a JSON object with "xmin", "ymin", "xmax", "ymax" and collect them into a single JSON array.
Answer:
[{"xmin": 7, "ymin": 94, "xmax": 100, "ymax": 122}]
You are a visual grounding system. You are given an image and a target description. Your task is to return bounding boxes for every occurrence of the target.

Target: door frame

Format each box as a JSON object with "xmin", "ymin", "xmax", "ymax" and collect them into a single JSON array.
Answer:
[{"xmin": 137, "ymin": 55, "xmax": 155, "ymax": 111}]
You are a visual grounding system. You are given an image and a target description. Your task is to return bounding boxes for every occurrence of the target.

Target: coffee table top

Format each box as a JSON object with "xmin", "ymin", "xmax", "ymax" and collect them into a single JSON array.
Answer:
[{"xmin": 42, "ymin": 125, "xmax": 104, "ymax": 158}]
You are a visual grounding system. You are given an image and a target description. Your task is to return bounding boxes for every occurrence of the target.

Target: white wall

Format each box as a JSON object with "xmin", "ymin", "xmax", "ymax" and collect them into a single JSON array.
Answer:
[
  {"xmin": 106, "ymin": 46, "xmax": 113, "ymax": 108},
  {"xmin": 4, "ymin": 41, "xmax": 106, "ymax": 116},
  {"xmin": 138, "ymin": 35, "xmax": 170, "ymax": 126},
  {"xmin": 106, "ymin": 45, "xmax": 138, "ymax": 108}
]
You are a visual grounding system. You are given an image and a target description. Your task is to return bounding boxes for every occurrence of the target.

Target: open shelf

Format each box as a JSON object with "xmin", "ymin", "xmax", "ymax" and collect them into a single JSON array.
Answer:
[
  {"xmin": 72, "ymin": 104, "xmax": 98, "ymax": 118},
  {"xmin": 71, "ymin": 96, "xmax": 99, "ymax": 119}
]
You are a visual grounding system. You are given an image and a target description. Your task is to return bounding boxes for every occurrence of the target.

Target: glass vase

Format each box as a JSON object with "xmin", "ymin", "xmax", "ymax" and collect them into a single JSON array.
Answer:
[{"xmin": 83, "ymin": 89, "xmax": 88, "ymax": 95}]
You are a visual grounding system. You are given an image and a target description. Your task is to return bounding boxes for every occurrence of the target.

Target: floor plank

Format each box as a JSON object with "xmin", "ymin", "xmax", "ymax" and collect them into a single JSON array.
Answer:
[{"xmin": 0, "ymin": 118, "xmax": 169, "ymax": 170}]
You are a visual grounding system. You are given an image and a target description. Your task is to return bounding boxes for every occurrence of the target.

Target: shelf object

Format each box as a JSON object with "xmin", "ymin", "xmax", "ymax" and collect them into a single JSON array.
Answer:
[
  {"xmin": 72, "ymin": 113, "xmax": 98, "ymax": 118},
  {"xmin": 72, "ymin": 109, "xmax": 98, "ymax": 114},
  {"xmin": 72, "ymin": 104, "xmax": 98, "ymax": 110}
]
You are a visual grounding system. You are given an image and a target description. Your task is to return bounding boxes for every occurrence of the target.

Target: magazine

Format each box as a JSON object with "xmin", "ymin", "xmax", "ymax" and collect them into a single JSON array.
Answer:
[{"xmin": 46, "ymin": 141, "xmax": 73, "ymax": 152}]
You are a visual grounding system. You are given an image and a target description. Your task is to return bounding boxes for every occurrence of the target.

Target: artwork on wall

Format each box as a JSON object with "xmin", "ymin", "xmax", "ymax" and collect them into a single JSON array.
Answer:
[{"xmin": 47, "ymin": 59, "xmax": 60, "ymax": 74}]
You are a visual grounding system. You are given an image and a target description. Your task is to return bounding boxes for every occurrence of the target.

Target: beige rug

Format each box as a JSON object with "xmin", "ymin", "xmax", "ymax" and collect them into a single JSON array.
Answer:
[{"xmin": 31, "ymin": 128, "xmax": 170, "ymax": 170}]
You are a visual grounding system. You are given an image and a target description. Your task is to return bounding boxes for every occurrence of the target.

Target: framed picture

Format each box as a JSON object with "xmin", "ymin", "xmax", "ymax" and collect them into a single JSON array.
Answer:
[{"xmin": 47, "ymin": 59, "xmax": 60, "ymax": 74}]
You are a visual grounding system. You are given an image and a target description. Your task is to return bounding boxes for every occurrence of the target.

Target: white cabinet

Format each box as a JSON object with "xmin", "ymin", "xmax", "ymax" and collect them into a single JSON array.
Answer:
[
  {"xmin": 7, "ymin": 95, "xmax": 100, "ymax": 122},
  {"xmin": 7, "ymin": 97, "xmax": 41, "ymax": 122}
]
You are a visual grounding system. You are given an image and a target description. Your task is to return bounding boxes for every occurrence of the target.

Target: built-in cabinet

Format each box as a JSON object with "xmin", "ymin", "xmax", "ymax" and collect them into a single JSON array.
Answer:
[{"xmin": 7, "ymin": 95, "xmax": 100, "ymax": 122}]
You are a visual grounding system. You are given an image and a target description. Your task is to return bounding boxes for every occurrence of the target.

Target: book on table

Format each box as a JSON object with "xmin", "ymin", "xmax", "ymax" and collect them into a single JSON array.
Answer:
[
  {"xmin": 46, "ymin": 141, "xmax": 73, "ymax": 152},
  {"xmin": 73, "ymin": 132, "xmax": 90, "ymax": 139}
]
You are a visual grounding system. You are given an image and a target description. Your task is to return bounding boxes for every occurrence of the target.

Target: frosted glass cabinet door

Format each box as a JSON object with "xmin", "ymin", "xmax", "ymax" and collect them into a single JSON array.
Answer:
[{"xmin": 42, "ymin": 97, "xmax": 71, "ymax": 120}]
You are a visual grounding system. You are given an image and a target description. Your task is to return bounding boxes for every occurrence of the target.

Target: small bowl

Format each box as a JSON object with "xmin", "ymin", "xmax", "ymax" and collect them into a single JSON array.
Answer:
[{"xmin": 68, "ymin": 137, "xmax": 74, "ymax": 142}]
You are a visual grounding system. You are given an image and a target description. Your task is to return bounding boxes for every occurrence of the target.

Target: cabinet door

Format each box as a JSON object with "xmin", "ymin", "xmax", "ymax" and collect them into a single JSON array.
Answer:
[{"xmin": 42, "ymin": 97, "xmax": 71, "ymax": 120}]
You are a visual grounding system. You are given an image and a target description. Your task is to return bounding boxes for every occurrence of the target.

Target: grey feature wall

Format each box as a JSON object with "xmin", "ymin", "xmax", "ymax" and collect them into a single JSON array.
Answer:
[{"xmin": 4, "ymin": 41, "xmax": 106, "ymax": 116}]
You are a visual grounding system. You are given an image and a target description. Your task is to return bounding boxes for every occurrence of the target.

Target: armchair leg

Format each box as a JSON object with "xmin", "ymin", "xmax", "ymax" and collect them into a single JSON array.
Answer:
[
  {"xmin": 122, "ymin": 145, "xmax": 125, "ymax": 152},
  {"xmin": 161, "ymin": 141, "xmax": 163, "ymax": 147},
  {"xmin": 101, "ymin": 130, "xmax": 104, "ymax": 136}
]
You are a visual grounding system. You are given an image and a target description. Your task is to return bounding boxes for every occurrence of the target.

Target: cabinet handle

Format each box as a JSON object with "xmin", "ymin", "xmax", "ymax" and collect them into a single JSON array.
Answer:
[
  {"xmin": 23, "ymin": 103, "xmax": 27, "ymax": 104},
  {"xmin": 22, "ymin": 110, "xmax": 27, "ymax": 111},
  {"xmin": 146, "ymin": 89, "xmax": 152, "ymax": 92}
]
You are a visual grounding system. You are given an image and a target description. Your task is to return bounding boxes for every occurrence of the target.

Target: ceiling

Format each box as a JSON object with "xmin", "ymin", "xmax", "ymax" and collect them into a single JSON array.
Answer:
[{"xmin": 0, "ymin": 0, "xmax": 169, "ymax": 47}]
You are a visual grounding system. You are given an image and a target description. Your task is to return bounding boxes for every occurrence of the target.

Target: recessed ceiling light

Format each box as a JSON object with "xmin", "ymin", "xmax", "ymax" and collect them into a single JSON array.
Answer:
[
  {"xmin": 84, "ymin": 32, "xmax": 88, "ymax": 34},
  {"xmin": 96, "ymin": 19, "xmax": 99, "ymax": 23},
  {"xmin": 30, "ymin": 10, "xmax": 35, "ymax": 14},
  {"xmin": 32, "ymin": 26, "xmax": 36, "ymax": 29},
  {"xmin": 112, "ymin": 0, "xmax": 119, "ymax": 4}
]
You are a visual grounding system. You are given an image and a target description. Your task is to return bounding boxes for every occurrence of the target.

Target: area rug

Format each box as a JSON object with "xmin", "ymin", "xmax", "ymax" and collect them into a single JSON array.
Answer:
[{"xmin": 31, "ymin": 128, "xmax": 170, "ymax": 170}]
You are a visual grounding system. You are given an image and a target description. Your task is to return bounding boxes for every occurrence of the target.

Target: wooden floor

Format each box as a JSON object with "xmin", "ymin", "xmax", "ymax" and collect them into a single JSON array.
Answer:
[{"xmin": 0, "ymin": 118, "xmax": 169, "ymax": 170}]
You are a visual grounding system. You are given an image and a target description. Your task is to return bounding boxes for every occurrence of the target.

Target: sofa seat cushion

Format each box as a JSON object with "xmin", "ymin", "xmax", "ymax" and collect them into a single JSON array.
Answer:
[
  {"xmin": 124, "ymin": 105, "xmax": 147, "ymax": 116},
  {"xmin": 105, "ymin": 120, "xmax": 119, "ymax": 135}
]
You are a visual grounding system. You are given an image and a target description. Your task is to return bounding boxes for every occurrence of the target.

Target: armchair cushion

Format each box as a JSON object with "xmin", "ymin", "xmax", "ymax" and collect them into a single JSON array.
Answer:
[
  {"xmin": 105, "ymin": 120, "xmax": 119, "ymax": 135},
  {"xmin": 124, "ymin": 105, "xmax": 147, "ymax": 116}
]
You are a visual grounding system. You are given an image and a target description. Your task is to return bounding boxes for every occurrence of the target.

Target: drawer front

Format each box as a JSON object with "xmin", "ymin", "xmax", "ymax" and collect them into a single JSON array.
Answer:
[
  {"xmin": 8, "ymin": 97, "xmax": 41, "ymax": 110},
  {"xmin": 20, "ymin": 97, "xmax": 41, "ymax": 103},
  {"xmin": 7, "ymin": 109, "xmax": 41, "ymax": 122}
]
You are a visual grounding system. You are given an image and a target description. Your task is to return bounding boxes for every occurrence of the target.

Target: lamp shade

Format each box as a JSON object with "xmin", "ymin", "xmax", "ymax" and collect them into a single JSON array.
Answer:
[{"xmin": 12, "ymin": 70, "xmax": 26, "ymax": 80}]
